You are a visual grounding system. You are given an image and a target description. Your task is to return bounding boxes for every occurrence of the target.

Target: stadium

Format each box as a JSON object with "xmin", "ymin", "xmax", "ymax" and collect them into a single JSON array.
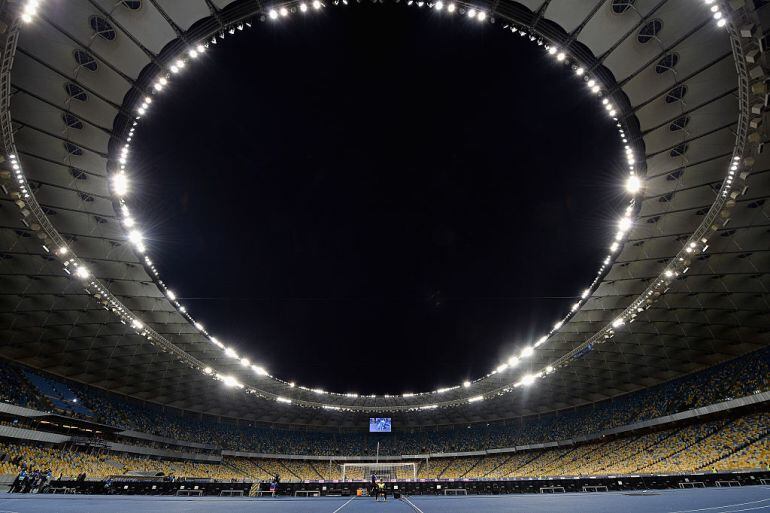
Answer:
[{"xmin": 0, "ymin": 0, "xmax": 769, "ymax": 512}]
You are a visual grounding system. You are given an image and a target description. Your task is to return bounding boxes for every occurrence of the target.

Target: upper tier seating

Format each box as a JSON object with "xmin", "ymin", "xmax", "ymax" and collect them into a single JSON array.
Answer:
[
  {"xmin": 21, "ymin": 370, "xmax": 93, "ymax": 417},
  {"xmin": 0, "ymin": 346, "xmax": 766, "ymax": 457}
]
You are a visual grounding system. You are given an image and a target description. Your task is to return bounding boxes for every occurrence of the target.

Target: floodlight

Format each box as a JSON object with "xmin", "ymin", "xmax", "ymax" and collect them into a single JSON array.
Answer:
[
  {"xmin": 618, "ymin": 216, "xmax": 632, "ymax": 232},
  {"xmin": 626, "ymin": 175, "xmax": 642, "ymax": 194},
  {"xmin": 112, "ymin": 174, "xmax": 129, "ymax": 196}
]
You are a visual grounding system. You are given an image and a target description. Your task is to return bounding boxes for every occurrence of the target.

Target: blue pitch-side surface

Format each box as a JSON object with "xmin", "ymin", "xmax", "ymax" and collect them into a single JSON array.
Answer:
[{"xmin": 0, "ymin": 487, "xmax": 769, "ymax": 513}]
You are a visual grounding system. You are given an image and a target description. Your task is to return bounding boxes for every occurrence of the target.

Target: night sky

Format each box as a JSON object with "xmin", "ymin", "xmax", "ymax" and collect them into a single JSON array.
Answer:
[{"xmin": 131, "ymin": 4, "xmax": 625, "ymax": 395}]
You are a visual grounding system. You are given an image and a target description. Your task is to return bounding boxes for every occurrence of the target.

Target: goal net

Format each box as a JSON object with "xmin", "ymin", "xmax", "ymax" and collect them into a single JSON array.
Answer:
[{"xmin": 340, "ymin": 462, "xmax": 417, "ymax": 481}]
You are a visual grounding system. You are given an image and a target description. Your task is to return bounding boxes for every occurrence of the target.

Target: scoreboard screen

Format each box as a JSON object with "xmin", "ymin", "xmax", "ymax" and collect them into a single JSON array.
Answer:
[{"xmin": 369, "ymin": 418, "xmax": 392, "ymax": 433}]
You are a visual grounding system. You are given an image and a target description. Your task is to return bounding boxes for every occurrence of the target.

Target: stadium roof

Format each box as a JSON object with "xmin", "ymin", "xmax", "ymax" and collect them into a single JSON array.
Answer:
[{"xmin": 0, "ymin": 0, "xmax": 768, "ymax": 429}]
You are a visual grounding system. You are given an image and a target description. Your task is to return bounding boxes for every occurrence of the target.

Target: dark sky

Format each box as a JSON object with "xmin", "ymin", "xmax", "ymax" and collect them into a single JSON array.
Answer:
[{"xmin": 131, "ymin": 4, "xmax": 625, "ymax": 395}]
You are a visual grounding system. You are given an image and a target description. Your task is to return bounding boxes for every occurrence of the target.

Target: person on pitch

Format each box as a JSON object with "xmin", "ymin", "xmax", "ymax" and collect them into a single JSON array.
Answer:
[{"xmin": 375, "ymin": 479, "xmax": 387, "ymax": 502}]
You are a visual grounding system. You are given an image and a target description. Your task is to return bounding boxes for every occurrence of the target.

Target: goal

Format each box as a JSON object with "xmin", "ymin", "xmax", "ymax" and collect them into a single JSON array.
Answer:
[{"xmin": 340, "ymin": 462, "xmax": 417, "ymax": 481}]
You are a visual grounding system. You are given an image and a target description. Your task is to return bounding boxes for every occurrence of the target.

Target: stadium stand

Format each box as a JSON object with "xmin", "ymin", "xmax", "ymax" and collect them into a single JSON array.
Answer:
[
  {"xmin": 0, "ymin": 346, "xmax": 761, "ymax": 457},
  {"xmin": 0, "ymin": 407, "xmax": 767, "ymax": 483},
  {"xmin": 0, "ymin": 348, "xmax": 767, "ymax": 489},
  {"xmin": 21, "ymin": 371, "xmax": 93, "ymax": 418},
  {"xmin": 0, "ymin": 361, "xmax": 44, "ymax": 410}
]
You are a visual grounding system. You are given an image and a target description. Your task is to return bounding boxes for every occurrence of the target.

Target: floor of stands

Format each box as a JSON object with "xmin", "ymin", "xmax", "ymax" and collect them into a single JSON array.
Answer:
[{"xmin": 0, "ymin": 487, "xmax": 769, "ymax": 513}]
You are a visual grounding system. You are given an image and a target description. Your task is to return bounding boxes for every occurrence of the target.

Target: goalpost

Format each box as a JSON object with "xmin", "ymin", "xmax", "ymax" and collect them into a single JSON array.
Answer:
[{"xmin": 340, "ymin": 462, "xmax": 417, "ymax": 481}]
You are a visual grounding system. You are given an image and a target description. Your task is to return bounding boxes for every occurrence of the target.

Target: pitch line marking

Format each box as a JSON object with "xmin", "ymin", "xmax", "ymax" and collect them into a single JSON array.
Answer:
[
  {"xmin": 331, "ymin": 497, "xmax": 355, "ymax": 513},
  {"xmin": 401, "ymin": 496, "xmax": 426, "ymax": 513},
  {"xmin": 665, "ymin": 498, "xmax": 770, "ymax": 513}
]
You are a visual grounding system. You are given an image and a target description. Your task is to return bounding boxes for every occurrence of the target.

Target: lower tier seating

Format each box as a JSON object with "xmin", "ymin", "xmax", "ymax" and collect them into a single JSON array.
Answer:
[{"xmin": 0, "ymin": 409, "xmax": 766, "ymax": 482}]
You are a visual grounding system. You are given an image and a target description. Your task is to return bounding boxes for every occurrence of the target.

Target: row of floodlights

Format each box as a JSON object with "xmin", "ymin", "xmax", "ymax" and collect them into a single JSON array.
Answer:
[
  {"xmin": 704, "ymin": 0, "xmax": 728, "ymax": 28},
  {"xmin": 113, "ymin": 4, "xmax": 641, "ymax": 402},
  {"xmin": 10, "ymin": 0, "xmax": 656, "ymax": 407},
  {"xmin": 267, "ymin": 1, "xmax": 488, "ymax": 21}
]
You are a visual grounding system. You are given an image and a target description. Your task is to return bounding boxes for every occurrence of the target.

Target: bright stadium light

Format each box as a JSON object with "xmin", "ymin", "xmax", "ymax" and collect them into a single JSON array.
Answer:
[
  {"xmin": 463, "ymin": 381, "xmax": 471, "ymax": 388},
  {"xmin": 626, "ymin": 174, "xmax": 642, "ymax": 194},
  {"xmin": 112, "ymin": 173, "xmax": 128, "ymax": 196},
  {"xmin": 128, "ymin": 229, "xmax": 143, "ymax": 246},
  {"xmin": 240, "ymin": 357, "xmax": 250, "ymax": 367},
  {"xmin": 221, "ymin": 375, "xmax": 241, "ymax": 388},
  {"xmin": 496, "ymin": 363, "xmax": 508, "ymax": 373},
  {"xmin": 520, "ymin": 346, "xmax": 534, "ymax": 358},
  {"xmin": 618, "ymin": 216, "xmax": 632, "ymax": 232},
  {"xmin": 166, "ymin": 290, "xmax": 177, "ymax": 301},
  {"xmin": 252, "ymin": 365, "xmax": 268, "ymax": 376},
  {"xmin": 224, "ymin": 347, "xmax": 238, "ymax": 359},
  {"xmin": 468, "ymin": 395, "xmax": 484, "ymax": 403},
  {"xmin": 75, "ymin": 266, "xmax": 90, "ymax": 280},
  {"xmin": 521, "ymin": 374, "xmax": 536, "ymax": 386},
  {"xmin": 277, "ymin": 397, "xmax": 292, "ymax": 404},
  {"xmin": 508, "ymin": 355, "xmax": 520, "ymax": 367}
]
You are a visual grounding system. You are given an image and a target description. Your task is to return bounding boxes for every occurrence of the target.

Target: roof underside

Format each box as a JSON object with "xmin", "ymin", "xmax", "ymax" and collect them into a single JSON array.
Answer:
[{"xmin": 0, "ymin": 0, "xmax": 769, "ymax": 428}]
